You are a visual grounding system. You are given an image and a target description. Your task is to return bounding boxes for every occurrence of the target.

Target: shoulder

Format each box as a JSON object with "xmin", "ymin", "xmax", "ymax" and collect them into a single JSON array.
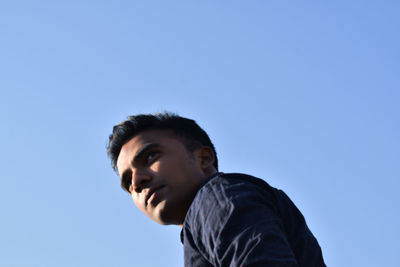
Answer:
[
  {"xmin": 184, "ymin": 173, "xmax": 279, "ymax": 231},
  {"xmin": 196, "ymin": 172, "xmax": 277, "ymax": 205},
  {"xmin": 182, "ymin": 173, "xmax": 283, "ymax": 263}
]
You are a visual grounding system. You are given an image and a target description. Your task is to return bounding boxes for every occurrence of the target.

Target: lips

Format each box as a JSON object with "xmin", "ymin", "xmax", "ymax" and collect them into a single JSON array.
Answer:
[{"xmin": 145, "ymin": 185, "xmax": 165, "ymax": 206}]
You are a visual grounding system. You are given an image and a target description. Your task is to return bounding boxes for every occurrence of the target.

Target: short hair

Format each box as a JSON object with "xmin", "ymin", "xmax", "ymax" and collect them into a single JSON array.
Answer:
[{"xmin": 107, "ymin": 112, "xmax": 218, "ymax": 172}]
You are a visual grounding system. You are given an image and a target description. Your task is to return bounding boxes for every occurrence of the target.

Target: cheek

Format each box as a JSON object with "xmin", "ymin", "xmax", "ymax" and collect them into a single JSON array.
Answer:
[
  {"xmin": 149, "ymin": 161, "xmax": 161, "ymax": 172},
  {"xmin": 150, "ymin": 153, "xmax": 200, "ymax": 183},
  {"xmin": 150, "ymin": 156, "xmax": 180, "ymax": 176}
]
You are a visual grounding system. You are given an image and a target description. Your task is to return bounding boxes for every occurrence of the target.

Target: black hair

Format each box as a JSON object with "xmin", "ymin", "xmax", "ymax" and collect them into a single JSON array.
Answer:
[{"xmin": 107, "ymin": 112, "xmax": 218, "ymax": 172}]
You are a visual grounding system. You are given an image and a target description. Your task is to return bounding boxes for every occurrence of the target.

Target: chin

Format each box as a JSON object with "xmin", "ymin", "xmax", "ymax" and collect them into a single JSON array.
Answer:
[{"xmin": 150, "ymin": 202, "xmax": 183, "ymax": 225}]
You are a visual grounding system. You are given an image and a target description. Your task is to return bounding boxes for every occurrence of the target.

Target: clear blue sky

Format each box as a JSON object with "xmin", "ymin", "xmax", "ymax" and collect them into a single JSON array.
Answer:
[{"xmin": 1, "ymin": 1, "xmax": 399, "ymax": 266}]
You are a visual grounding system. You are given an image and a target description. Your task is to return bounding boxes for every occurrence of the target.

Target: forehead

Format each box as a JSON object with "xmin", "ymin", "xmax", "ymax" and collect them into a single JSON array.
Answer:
[
  {"xmin": 116, "ymin": 130, "xmax": 184, "ymax": 169},
  {"xmin": 125, "ymin": 129, "xmax": 183, "ymax": 148}
]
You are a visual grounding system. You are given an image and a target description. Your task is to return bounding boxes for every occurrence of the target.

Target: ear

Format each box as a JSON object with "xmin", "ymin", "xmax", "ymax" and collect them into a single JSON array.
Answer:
[{"xmin": 195, "ymin": 146, "xmax": 215, "ymax": 171}]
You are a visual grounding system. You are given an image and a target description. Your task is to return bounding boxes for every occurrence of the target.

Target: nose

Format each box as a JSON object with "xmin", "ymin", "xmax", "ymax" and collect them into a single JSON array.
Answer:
[{"xmin": 131, "ymin": 169, "xmax": 152, "ymax": 193}]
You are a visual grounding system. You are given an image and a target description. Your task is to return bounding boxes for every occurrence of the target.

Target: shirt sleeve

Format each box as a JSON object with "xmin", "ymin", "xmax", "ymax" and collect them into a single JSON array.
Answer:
[{"xmin": 188, "ymin": 178, "xmax": 299, "ymax": 267}]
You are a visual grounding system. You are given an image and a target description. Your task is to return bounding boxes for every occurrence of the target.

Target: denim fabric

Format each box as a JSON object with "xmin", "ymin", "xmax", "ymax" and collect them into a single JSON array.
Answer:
[{"xmin": 181, "ymin": 173, "xmax": 326, "ymax": 267}]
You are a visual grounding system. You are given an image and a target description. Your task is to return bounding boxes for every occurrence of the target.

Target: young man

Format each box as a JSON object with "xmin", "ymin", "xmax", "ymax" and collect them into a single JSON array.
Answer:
[{"xmin": 107, "ymin": 113, "xmax": 326, "ymax": 266}]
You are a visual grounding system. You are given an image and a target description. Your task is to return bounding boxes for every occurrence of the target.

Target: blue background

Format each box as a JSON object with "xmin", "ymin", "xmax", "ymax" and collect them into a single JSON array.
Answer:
[{"xmin": 1, "ymin": 1, "xmax": 399, "ymax": 266}]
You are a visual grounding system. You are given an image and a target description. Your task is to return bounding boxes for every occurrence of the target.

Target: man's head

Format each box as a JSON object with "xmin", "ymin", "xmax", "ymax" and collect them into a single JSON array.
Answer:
[{"xmin": 107, "ymin": 113, "xmax": 218, "ymax": 225}]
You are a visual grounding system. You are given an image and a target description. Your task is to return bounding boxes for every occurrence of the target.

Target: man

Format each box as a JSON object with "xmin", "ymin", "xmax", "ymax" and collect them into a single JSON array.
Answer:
[{"xmin": 107, "ymin": 112, "xmax": 326, "ymax": 266}]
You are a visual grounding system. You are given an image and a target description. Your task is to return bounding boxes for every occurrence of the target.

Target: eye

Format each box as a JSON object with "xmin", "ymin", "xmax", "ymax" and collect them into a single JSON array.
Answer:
[
  {"xmin": 145, "ymin": 151, "xmax": 159, "ymax": 164},
  {"xmin": 121, "ymin": 173, "xmax": 132, "ymax": 193}
]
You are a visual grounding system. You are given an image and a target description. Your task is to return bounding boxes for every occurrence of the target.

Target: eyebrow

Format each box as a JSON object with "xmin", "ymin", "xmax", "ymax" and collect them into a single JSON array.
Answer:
[{"xmin": 132, "ymin": 143, "xmax": 162, "ymax": 165}]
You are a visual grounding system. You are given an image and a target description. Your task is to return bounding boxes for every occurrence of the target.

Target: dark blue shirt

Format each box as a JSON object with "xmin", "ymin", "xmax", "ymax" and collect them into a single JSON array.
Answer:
[{"xmin": 181, "ymin": 173, "xmax": 326, "ymax": 266}]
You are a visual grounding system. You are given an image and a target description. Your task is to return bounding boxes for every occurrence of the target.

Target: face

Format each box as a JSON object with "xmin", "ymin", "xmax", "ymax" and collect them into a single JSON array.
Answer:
[{"xmin": 116, "ymin": 130, "xmax": 210, "ymax": 225}]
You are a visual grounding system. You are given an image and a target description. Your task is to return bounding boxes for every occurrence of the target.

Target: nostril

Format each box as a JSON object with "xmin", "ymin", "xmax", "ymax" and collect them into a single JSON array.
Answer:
[
  {"xmin": 132, "ymin": 172, "xmax": 152, "ymax": 193},
  {"xmin": 134, "ymin": 186, "xmax": 142, "ymax": 193},
  {"xmin": 134, "ymin": 179, "xmax": 149, "ymax": 193}
]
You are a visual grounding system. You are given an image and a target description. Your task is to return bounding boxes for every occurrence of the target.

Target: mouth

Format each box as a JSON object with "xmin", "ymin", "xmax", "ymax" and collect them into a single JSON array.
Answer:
[{"xmin": 145, "ymin": 185, "xmax": 165, "ymax": 207}]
